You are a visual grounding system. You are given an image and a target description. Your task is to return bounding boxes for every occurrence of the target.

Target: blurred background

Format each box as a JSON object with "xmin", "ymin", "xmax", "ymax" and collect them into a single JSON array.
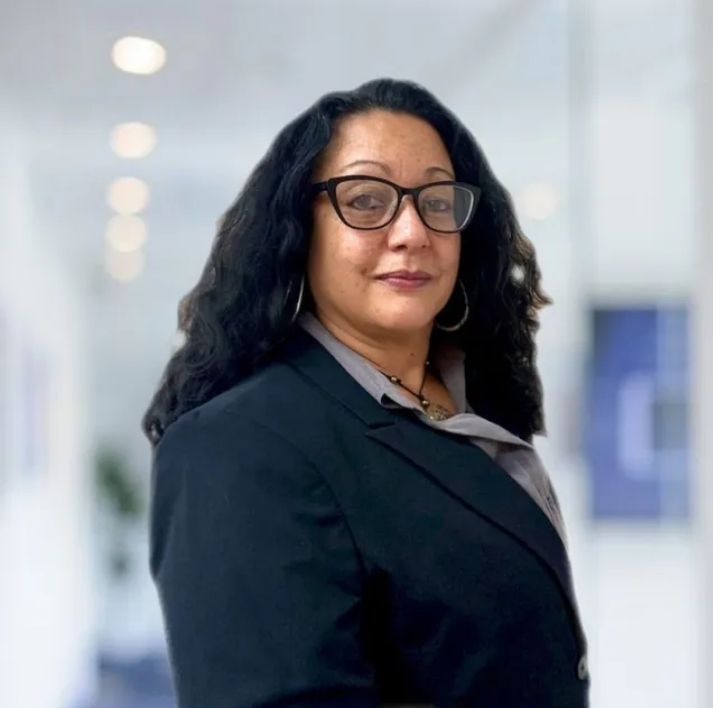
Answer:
[{"xmin": 1, "ymin": 0, "xmax": 711, "ymax": 706}]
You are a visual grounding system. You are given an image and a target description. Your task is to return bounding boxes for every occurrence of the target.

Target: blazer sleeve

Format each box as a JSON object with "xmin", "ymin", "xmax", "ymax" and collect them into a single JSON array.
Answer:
[{"xmin": 149, "ymin": 410, "xmax": 380, "ymax": 708}]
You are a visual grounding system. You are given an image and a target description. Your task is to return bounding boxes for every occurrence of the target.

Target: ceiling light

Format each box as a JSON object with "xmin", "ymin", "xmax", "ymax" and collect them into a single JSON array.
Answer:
[
  {"xmin": 107, "ymin": 177, "xmax": 150, "ymax": 214},
  {"xmin": 110, "ymin": 122, "xmax": 156, "ymax": 159},
  {"xmin": 105, "ymin": 215, "xmax": 147, "ymax": 252},
  {"xmin": 105, "ymin": 248, "xmax": 145, "ymax": 283},
  {"xmin": 112, "ymin": 36, "xmax": 166, "ymax": 75}
]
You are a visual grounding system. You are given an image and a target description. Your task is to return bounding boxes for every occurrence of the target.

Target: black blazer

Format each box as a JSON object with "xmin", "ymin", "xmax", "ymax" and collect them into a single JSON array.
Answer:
[{"xmin": 149, "ymin": 326, "xmax": 590, "ymax": 707}]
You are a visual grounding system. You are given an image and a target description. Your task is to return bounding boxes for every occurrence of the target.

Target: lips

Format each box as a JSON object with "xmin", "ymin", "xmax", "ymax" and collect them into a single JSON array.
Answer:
[{"xmin": 376, "ymin": 270, "xmax": 432, "ymax": 281}]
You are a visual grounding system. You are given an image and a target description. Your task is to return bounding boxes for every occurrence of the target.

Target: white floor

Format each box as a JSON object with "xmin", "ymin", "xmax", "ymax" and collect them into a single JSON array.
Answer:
[{"xmin": 558, "ymin": 459, "xmax": 699, "ymax": 708}]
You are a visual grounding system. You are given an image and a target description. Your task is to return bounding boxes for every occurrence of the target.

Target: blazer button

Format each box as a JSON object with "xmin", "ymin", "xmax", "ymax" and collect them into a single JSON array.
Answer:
[{"xmin": 577, "ymin": 654, "xmax": 589, "ymax": 681}]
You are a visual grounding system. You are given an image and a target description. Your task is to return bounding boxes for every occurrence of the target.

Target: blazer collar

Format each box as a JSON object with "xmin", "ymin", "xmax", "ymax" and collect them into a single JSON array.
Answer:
[{"xmin": 278, "ymin": 327, "xmax": 588, "ymax": 653}]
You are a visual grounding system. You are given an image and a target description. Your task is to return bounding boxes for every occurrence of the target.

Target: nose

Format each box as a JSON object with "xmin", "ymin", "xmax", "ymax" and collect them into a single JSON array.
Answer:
[{"xmin": 386, "ymin": 195, "xmax": 429, "ymax": 249}]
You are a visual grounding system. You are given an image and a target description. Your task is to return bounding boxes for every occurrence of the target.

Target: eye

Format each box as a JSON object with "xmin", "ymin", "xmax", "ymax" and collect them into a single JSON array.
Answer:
[
  {"xmin": 423, "ymin": 198, "xmax": 452, "ymax": 213},
  {"xmin": 341, "ymin": 184, "xmax": 393, "ymax": 211},
  {"xmin": 348, "ymin": 193, "xmax": 385, "ymax": 210}
]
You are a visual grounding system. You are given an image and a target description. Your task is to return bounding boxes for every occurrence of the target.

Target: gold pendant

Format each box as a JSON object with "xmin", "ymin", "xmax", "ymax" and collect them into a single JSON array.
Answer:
[{"xmin": 424, "ymin": 403, "xmax": 452, "ymax": 421}]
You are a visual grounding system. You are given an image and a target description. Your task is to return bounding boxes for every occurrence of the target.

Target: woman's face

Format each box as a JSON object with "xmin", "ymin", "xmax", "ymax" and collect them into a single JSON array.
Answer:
[{"xmin": 307, "ymin": 109, "xmax": 461, "ymax": 340}]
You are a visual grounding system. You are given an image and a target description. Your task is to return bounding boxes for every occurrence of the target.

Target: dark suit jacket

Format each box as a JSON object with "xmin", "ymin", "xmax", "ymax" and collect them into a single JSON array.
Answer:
[{"xmin": 149, "ymin": 326, "xmax": 590, "ymax": 707}]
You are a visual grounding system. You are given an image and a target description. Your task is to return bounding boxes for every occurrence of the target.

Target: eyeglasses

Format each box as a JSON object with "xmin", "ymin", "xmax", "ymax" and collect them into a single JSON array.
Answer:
[{"xmin": 311, "ymin": 175, "xmax": 481, "ymax": 233}]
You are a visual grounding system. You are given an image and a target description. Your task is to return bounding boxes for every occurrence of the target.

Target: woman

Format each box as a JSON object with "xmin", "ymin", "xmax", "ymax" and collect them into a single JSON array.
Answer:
[{"xmin": 144, "ymin": 78, "xmax": 590, "ymax": 708}]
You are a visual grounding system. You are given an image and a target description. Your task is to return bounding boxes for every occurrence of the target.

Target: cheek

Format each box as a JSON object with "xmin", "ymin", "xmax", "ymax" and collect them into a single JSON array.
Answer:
[
  {"xmin": 339, "ymin": 234, "xmax": 382, "ymax": 278},
  {"xmin": 450, "ymin": 235, "xmax": 462, "ymax": 264},
  {"xmin": 436, "ymin": 235, "xmax": 461, "ymax": 275},
  {"xmin": 308, "ymin": 221, "xmax": 380, "ymax": 294}
]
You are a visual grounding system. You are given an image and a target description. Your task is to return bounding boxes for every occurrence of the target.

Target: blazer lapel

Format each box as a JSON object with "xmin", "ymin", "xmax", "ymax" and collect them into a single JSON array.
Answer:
[
  {"xmin": 365, "ymin": 418, "xmax": 587, "ymax": 650},
  {"xmin": 279, "ymin": 327, "xmax": 588, "ymax": 651}
]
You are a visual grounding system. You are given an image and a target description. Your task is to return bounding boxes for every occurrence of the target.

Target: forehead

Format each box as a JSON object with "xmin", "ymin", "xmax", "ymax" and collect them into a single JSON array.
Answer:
[{"xmin": 315, "ymin": 109, "xmax": 453, "ymax": 178}]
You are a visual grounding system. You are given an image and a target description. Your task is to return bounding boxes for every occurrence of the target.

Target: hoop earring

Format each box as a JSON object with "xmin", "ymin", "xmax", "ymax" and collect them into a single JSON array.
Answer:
[
  {"xmin": 289, "ymin": 274, "xmax": 305, "ymax": 325},
  {"xmin": 435, "ymin": 279, "xmax": 469, "ymax": 332}
]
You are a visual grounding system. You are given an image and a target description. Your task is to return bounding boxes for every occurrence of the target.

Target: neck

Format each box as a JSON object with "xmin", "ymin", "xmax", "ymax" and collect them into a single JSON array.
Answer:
[{"xmin": 311, "ymin": 308, "xmax": 432, "ymax": 391}]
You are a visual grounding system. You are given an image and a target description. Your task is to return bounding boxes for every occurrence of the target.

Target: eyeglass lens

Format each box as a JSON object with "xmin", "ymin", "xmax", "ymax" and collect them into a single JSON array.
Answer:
[{"xmin": 335, "ymin": 179, "xmax": 474, "ymax": 231}]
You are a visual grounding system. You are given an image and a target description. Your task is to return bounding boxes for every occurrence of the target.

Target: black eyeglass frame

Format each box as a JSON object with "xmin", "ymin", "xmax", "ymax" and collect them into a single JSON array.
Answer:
[{"xmin": 310, "ymin": 174, "xmax": 482, "ymax": 233}]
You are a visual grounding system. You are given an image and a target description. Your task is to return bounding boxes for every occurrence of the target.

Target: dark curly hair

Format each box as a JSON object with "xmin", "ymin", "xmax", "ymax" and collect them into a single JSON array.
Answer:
[{"xmin": 142, "ymin": 77, "xmax": 552, "ymax": 448}]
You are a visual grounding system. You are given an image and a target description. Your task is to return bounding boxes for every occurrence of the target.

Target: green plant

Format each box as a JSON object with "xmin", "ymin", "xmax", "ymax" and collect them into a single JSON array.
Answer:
[{"xmin": 94, "ymin": 445, "xmax": 145, "ymax": 579}]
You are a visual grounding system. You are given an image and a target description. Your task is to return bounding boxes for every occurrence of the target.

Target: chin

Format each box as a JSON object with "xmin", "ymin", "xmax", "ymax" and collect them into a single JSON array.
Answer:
[{"xmin": 369, "ymin": 305, "xmax": 435, "ymax": 334}]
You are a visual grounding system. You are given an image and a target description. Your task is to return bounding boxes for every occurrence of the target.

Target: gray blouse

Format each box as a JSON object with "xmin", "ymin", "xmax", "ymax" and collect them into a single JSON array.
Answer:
[{"xmin": 297, "ymin": 310, "xmax": 569, "ymax": 551}]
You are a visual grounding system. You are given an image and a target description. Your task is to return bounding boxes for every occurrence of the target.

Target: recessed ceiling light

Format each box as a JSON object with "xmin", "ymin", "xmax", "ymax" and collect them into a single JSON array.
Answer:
[
  {"xmin": 105, "ymin": 247, "xmax": 145, "ymax": 283},
  {"xmin": 105, "ymin": 215, "xmax": 147, "ymax": 253},
  {"xmin": 110, "ymin": 122, "xmax": 156, "ymax": 159},
  {"xmin": 112, "ymin": 36, "xmax": 166, "ymax": 75},
  {"xmin": 107, "ymin": 177, "xmax": 150, "ymax": 214}
]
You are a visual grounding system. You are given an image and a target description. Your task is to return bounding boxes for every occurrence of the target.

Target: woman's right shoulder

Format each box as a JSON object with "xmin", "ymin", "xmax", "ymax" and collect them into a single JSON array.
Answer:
[{"xmin": 154, "ymin": 359, "xmax": 313, "ymax": 458}]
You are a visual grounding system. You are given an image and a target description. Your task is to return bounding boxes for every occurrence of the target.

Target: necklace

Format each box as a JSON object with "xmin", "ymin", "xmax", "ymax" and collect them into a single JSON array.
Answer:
[{"xmin": 358, "ymin": 352, "xmax": 453, "ymax": 421}]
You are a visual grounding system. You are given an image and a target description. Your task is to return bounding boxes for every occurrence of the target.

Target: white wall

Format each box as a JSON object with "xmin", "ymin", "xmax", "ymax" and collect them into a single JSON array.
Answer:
[{"xmin": 0, "ymin": 129, "xmax": 96, "ymax": 708}]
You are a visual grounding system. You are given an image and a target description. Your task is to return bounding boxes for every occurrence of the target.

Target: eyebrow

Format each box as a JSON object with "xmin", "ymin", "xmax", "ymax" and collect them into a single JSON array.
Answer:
[{"xmin": 339, "ymin": 159, "xmax": 455, "ymax": 180}]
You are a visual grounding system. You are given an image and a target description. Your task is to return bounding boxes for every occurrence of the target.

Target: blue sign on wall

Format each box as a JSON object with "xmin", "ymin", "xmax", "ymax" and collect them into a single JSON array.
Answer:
[{"xmin": 584, "ymin": 306, "xmax": 689, "ymax": 520}]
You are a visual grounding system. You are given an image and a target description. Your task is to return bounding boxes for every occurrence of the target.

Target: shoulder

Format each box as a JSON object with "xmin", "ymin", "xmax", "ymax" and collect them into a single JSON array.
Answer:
[
  {"xmin": 154, "ymin": 356, "xmax": 333, "ymax": 466},
  {"xmin": 154, "ymin": 326, "xmax": 377, "ymax": 466},
  {"xmin": 147, "ymin": 367, "xmax": 364, "ymax": 601},
  {"xmin": 150, "ymin": 361, "xmax": 330, "ymax": 542},
  {"xmin": 213, "ymin": 353, "xmax": 315, "ymax": 415}
]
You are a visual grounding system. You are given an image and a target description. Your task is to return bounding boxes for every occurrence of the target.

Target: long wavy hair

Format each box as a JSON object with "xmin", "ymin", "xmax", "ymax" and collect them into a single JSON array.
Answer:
[{"xmin": 142, "ymin": 77, "xmax": 552, "ymax": 447}]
